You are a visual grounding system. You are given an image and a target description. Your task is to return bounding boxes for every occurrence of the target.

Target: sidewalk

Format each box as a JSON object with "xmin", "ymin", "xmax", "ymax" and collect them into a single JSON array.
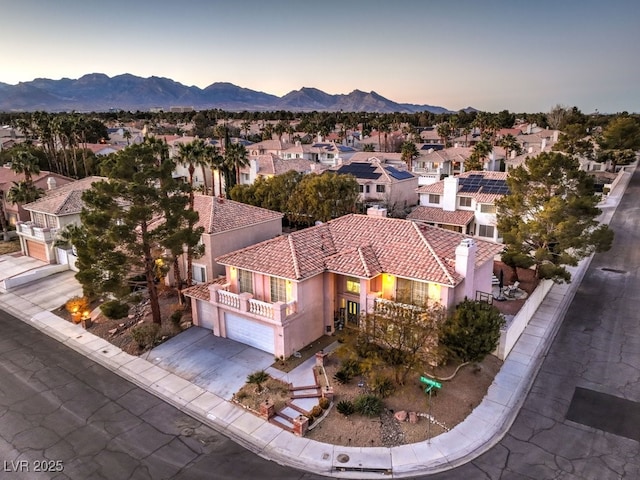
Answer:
[{"xmin": 0, "ymin": 168, "xmax": 633, "ymax": 478}]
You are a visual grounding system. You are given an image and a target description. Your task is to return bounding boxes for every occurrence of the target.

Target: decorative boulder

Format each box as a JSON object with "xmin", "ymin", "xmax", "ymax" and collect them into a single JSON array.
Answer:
[
  {"xmin": 394, "ymin": 410, "xmax": 407, "ymax": 422},
  {"xmin": 409, "ymin": 412, "xmax": 418, "ymax": 424}
]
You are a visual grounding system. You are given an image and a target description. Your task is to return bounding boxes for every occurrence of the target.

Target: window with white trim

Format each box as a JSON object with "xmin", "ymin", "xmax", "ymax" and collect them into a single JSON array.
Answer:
[
  {"xmin": 238, "ymin": 269, "xmax": 253, "ymax": 294},
  {"xmin": 478, "ymin": 224, "xmax": 495, "ymax": 238},
  {"xmin": 270, "ymin": 277, "xmax": 287, "ymax": 303},
  {"xmin": 396, "ymin": 278, "xmax": 428, "ymax": 306},
  {"xmin": 459, "ymin": 197, "xmax": 472, "ymax": 207},
  {"xmin": 376, "ymin": 184, "xmax": 386, "ymax": 193},
  {"xmin": 346, "ymin": 277, "xmax": 360, "ymax": 294},
  {"xmin": 428, "ymin": 194, "xmax": 440, "ymax": 204},
  {"xmin": 192, "ymin": 264, "xmax": 207, "ymax": 283},
  {"xmin": 480, "ymin": 204, "xmax": 496, "ymax": 213}
]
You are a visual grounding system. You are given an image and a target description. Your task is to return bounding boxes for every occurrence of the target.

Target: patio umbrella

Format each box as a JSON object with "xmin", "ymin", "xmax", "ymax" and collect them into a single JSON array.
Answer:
[{"xmin": 499, "ymin": 269, "xmax": 504, "ymax": 290}]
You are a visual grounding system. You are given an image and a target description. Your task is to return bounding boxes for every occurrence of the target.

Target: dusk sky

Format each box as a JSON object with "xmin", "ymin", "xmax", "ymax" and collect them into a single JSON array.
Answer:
[{"xmin": 2, "ymin": 0, "xmax": 639, "ymax": 113}]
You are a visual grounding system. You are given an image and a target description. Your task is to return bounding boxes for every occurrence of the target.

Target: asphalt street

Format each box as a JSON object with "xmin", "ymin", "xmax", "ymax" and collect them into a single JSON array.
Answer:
[
  {"xmin": 428, "ymin": 169, "xmax": 640, "ymax": 479},
  {"xmin": 0, "ymin": 309, "xmax": 323, "ymax": 480}
]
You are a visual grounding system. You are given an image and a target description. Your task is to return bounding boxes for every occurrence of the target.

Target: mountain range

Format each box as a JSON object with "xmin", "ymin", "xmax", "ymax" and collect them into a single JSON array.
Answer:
[{"xmin": 0, "ymin": 73, "xmax": 471, "ymax": 114}]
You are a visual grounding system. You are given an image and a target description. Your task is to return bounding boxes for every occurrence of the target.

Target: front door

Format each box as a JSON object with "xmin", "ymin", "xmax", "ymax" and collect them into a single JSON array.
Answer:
[{"xmin": 346, "ymin": 300, "xmax": 359, "ymax": 325}]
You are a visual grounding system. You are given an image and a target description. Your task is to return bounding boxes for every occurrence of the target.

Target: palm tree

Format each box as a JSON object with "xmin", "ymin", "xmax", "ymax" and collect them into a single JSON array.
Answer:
[
  {"xmin": 224, "ymin": 142, "xmax": 249, "ymax": 196},
  {"xmin": 214, "ymin": 123, "xmax": 228, "ymax": 152},
  {"xmin": 499, "ymin": 134, "xmax": 522, "ymax": 162},
  {"xmin": 240, "ymin": 121, "xmax": 251, "ymax": 139},
  {"xmin": 177, "ymin": 139, "xmax": 208, "ymax": 205},
  {"xmin": 400, "ymin": 141, "xmax": 420, "ymax": 170},
  {"xmin": 7, "ymin": 180, "xmax": 43, "ymax": 205},
  {"xmin": 11, "ymin": 149, "xmax": 41, "ymax": 184},
  {"xmin": 246, "ymin": 370, "xmax": 270, "ymax": 393},
  {"xmin": 436, "ymin": 122, "xmax": 453, "ymax": 148},
  {"xmin": 466, "ymin": 138, "xmax": 492, "ymax": 171},
  {"xmin": 206, "ymin": 145, "xmax": 225, "ymax": 197}
]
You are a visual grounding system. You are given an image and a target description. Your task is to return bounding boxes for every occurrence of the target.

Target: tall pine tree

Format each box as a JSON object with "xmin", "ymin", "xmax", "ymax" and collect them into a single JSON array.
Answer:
[{"xmin": 76, "ymin": 140, "xmax": 197, "ymax": 324}]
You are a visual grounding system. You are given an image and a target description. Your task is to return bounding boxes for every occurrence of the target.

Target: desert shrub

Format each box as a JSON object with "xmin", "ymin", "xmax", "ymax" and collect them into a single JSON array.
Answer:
[
  {"xmin": 336, "ymin": 400, "xmax": 355, "ymax": 416},
  {"xmin": 382, "ymin": 347, "xmax": 408, "ymax": 366},
  {"xmin": 319, "ymin": 397, "xmax": 330, "ymax": 409},
  {"xmin": 333, "ymin": 369, "xmax": 351, "ymax": 385},
  {"xmin": 341, "ymin": 359, "xmax": 362, "ymax": 377},
  {"xmin": 310, "ymin": 405, "xmax": 323, "ymax": 418},
  {"xmin": 370, "ymin": 375, "xmax": 395, "ymax": 398},
  {"xmin": 170, "ymin": 309, "xmax": 183, "ymax": 325},
  {"xmin": 355, "ymin": 335, "xmax": 383, "ymax": 358},
  {"xmin": 441, "ymin": 299, "xmax": 506, "ymax": 363},
  {"xmin": 235, "ymin": 390, "xmax": 248, "ymax": 401},
  {"xmin": 130, "ymin": 323, "xmax": 160, "ymax": 349},
  {"xmin": 100, "ymin": 300, "xmax": 130, "ymax": 319},
  {"xmin": 354, "ymin": 394, "xmax": 384, "ymax": 417}
]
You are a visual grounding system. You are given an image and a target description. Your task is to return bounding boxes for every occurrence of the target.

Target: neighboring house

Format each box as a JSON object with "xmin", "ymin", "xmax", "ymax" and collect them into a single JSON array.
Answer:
[
  {"xmin": 0, "ymin": 166, "xmax": 74, "ymax": 225},
  {"xmin": 239, "ymin": 155, "xmax": 320, "ymax": 185},
  {"xmin": 412, "ymin": 146, "xmax": 473, "ymax": 184},
  {"xmin": 328, "ymin": 156, "xmax": 418, "ymax": 213},
  {"xmin": 410, "ymin": 171, "xmax": 508, "ymax": 243},
  {"xmin": 183, "ymin": 212, "xmax": 502, "ymax": 357},
  {"xmin": 182, "ymin": 195, "xmax": 284, "ymax": 283},
  {"xmin": 82, "ymin": 143, "xmax": 121, "ymax": 156},
  {"xmin": 15, "ymin": 176, "xmax": 106, "ymax": 264}
]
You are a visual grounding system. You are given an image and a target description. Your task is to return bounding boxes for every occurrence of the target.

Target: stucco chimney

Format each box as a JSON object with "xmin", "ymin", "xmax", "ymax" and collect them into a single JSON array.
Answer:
[
  {"xmin": 46, "ymin": 176, "xmax": 57, "ymax": 190},
  {"xmin": 442, "ymin": 176, "xmax": 458, "ymax": 212},
  {"xmin": 455, "ymin": 238, "xmax": 477, "ymax": 300},
  {"xmin": 367, "ymin": 205, "xmax": 387, "ymax": 217}
]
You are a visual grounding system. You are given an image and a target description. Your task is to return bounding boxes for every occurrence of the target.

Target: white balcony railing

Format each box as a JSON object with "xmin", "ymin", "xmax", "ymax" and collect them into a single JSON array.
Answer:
[
  {"xmin": 217, "ymin": 289, "xmax": 240, "ymax": 309},
  {"xmin": 214, "ymin": 288, "xmax": 297, "ymax": 321},
  {"xmin": 17, "ymin": 222, "xmax": 56, "ymax": 241},
  {"xmin": 249, "ymin": 298, "xmax": 273, "ymax": 318}
]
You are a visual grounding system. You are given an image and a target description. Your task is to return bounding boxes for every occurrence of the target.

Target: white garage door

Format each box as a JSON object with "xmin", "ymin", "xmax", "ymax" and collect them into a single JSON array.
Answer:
[
  {"xmin": 196, "ymin": 299, "xmax": 216, "ymax": 330},
  {"xmin": 225, "ymin": 313, "xmax": 275, "ymax": 354}
]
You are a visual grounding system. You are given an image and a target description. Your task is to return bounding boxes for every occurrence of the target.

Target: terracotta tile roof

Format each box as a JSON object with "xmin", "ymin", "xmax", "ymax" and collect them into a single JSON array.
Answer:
[
  {"xmin": 0, "ymin": 168, "xmax": 73, "ymax": 189},
  {"xmin": 216, "ymin": 214, "xmax": 502, "ymax": 286},
  {"xmin": 244, "ymin": 154, "xmax": 317, "ymax": 176},
  {"xmin": 182, "ymin": 276, "xmax": 228, "ymax": 301},
  {"xmin": 192, "ymin": 195, "xmax": 283, "ymax": 234},
  {"xmin": 22, "ymin": 176, "xmax": 107, "ymax": 215},
  {"xmin": 407, "ymin": 206, "xmax": 475, "ymax": 226}
]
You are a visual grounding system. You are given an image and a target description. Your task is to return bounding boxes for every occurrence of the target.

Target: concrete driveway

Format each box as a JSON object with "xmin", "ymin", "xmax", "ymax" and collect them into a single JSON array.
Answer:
[
  {"xmin": 0, "ymin": 253, "xmax": 83, "ymax": 311},
  {"xmin": 143, "ymin": 327, "xmax": 277, "ymax": 401},
  {"xmin": 0, "ymin": 253, "xmax": 47, "ymax": 282}
]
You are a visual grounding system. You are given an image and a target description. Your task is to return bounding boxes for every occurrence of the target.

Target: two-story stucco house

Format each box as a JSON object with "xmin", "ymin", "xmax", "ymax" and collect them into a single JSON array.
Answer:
[
  {"xmin": 409, "ymin": 171, "xmax": 508, "ymax": 243},
  {"xmin": 1, "ymin": 167, "xmax": 75, "ymax": 226},
  {"xmin": 183, "ymin": 195, "xmax": 284, "ymax": 283},
  {"xmin": 183, "ymin": 213, "xmax": 502, "ymax": 358},
  {"xmin": 16, "ymin": 176, "xmax": 106, "ymax": 263},
  {"xmin": 329, "ymin": 156, "xmax": 418, "ymax": 214}
]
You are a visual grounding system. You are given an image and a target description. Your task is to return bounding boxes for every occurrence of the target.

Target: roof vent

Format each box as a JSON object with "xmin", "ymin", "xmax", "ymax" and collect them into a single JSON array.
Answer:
[{"xmin": 46, "ymin": 176, "xmax": 57, "ymax": 190}]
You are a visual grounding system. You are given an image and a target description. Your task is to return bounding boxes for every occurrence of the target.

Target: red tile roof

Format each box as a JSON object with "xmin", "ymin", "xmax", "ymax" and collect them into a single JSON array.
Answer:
[
  {"xmin": 407, "ymin": 206, "xmax": 475, "ymax": 226},
  {"xmin": 22, "ymin": 176, "xmax": 107, "ymax": 215},
  {"xmin": 193, "ymin": 195, "xmax": 283, "ymax": 234},
  {"xmin": 182, "ymin": 277, "xmax": 228, "ymax": 301},
  {"xmin": 216, "ymin": 214, "xmax": 502, "ymax": 286}
]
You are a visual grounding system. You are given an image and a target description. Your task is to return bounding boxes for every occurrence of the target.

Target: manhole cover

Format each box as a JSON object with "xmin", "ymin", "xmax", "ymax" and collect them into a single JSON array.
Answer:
[
  {"xmin": 601, "ymin": 267, "xmax": 626, "ymax": 274},
  {"xmin": 336, "ymin": 454, "xmax": 350, "ymax": 463}
]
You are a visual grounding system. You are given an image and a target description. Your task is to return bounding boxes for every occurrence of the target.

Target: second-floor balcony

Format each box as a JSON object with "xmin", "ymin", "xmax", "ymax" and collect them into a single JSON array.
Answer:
[
  {"xmin": 17, "ymin": 222, "xmax": 57, "ymax": 242},
  {"xmin": 212, "ymin": 284, "xmax": 297, "ymax": 323}
]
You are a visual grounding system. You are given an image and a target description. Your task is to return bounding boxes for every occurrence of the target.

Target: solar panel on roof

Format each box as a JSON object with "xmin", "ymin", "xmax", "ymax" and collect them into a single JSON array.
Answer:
[
  {"xmin": 459, "ymin": 184, "xmax": 481, "ymax": 193},
  {"xmin": 337, "ymin": 163, "xmax": 381, "ymax": 180},
  {"xmin": 385, "ymin": 166, "xmax": 414, "ymax": 180}
]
